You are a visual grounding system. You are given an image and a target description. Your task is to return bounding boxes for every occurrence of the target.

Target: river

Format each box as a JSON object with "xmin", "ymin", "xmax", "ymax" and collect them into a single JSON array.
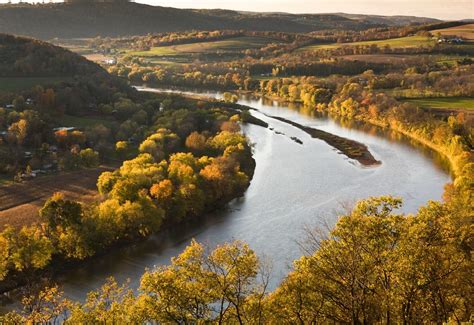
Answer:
[{"xmin": 57, "ymin": 88, "xmax": 451, "ymax": 300}]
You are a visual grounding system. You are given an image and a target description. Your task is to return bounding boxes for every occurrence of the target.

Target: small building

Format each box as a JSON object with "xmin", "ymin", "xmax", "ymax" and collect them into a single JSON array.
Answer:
[
  {"xmin": 104, "ymin": 58, "xmax": 117, "ymax": 65},
  {"xmin": 53, "ymin": 127, "xmax": 77, "ymax": 132},
  {"xmin": 437, "ymin": 36, "xmax": 464, "ymax": 44}
]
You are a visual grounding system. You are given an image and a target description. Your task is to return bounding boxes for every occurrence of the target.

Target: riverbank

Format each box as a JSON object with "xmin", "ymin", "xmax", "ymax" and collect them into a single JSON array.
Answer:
[
  {"xmin": 135, "ymin": 86, "xmax": 381, "ymax": 167},
  {"xmin": 361, "ymin": 117, "xmax": 463, "ymax": 177},
  {"xmin": 137, "ymin": 84, "xmax": 462, "ymax": 174},
  {"xmin": 252, "ymin": 91, "xmax": 467, "ymax": 178},
  {"xmin": 0, "ymin": 94, "xmax": 260, "ymax": 301}
]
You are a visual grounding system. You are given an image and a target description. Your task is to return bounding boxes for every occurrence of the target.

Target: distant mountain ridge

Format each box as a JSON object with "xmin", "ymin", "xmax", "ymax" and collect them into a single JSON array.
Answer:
[{"xmin": 0, "ymin": 2, "xmax": 441, "ymax": 40}]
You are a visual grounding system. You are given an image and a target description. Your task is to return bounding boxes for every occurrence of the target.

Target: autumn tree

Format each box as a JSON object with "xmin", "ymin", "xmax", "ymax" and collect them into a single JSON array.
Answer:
[
  {"xmin": 185, "ymin": 131, "xmax": 207, "ymax": 153},
  {"xmin": 137, "ymin": 240, "xmax": 269, "ymax": 323}
]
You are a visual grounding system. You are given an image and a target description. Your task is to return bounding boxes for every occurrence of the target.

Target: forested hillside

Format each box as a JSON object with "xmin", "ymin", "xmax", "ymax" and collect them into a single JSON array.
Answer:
[
  {"xmin": 0, "ymin": 34, "xmax": 107, "ymax": 77},
  {"xmin": 0, "ymin": 2, "xmax": 439, "ymax": 39},
  {"xmin": 0, "ymin": 33, "xmax": 134, "ymax": 184}
]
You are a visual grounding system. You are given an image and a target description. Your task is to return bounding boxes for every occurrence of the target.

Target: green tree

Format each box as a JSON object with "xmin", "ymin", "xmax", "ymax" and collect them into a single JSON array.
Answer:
[{"xmin": 80, "ymin": 148, "xmax": 100, "ymax": 167}]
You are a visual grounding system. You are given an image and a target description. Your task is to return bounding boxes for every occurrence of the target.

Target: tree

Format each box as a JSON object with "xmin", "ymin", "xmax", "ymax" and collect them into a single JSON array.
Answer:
[
  {"xmin": 80, "ymin": 148, "xmax": 100, "ymax": 167},
  {"xmin": 138, "ymin": 240, "xmax": 268, "ymax": 323},
  {"xmin": 40, "ymin": 193, "xmax": 95, "ymax": 260},
  {"xmin": 115, "ymin": 141, "xmax": 129, "ymax": 159},
  {"xmin": 1, "ymin": 226, "xmax": 54, "ymax": 275},
  {"xmin": 67, "ymin": 278, "xmax": 136, "ymax": 324},
  {"xmin": 1, "ymin": 285, "xmax": 70, "ymax": 324},
  {"xmin": 220, "ymin": 121, "xmax": 241, "ymax": 133},
  {"xmin": 139, "ymin": 139, "xmax": 162, "ymax": 161},
  {"xmin": 8, "ymin": 119, "xmax": 28, "ymax": 146},
  {"xmin": 97, "ymin": 171, "xmax": 117, "ymax": 195},
  {"xmin": 150, "ymin": 179, "xmax": 174, "ymax": 208},
  {"xmin": 185, "ymin": 131, "xmax": 207, "ymax": 152},
  {"xmin": 0, "ymin": 235, "xmax": 9, "ymax": 280},
  {"xmin": 200, "ymin": 156, "xmax": 248, "ymax": 203},
  {"xmin": 40, "ymin": 192, "xmax": 83, "ymax": 229},
  {"xmin": 223, "ymin": 92, "xmax": 238, "ymax": 103}
]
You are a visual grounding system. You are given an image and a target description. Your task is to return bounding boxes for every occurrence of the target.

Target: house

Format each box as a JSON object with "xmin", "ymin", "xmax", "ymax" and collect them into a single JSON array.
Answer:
[
  {"xmin": 104, "ymin": 58, "xmax": 117, "ymax": 65},
  {"xmin": 53, "ymin": 127, "xmax": 77, "ymax": 132},
  {"xmin": 437, "ymin": 36, "xmax": 464, "ymax": 44}
]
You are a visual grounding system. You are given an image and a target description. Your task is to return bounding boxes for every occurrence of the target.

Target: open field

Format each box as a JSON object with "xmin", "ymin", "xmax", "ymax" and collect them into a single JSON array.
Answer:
[
  {"xmin": 301, "ymin": 36, "xmax": 436, "ymax": 51},
  {"xmin": 0, "ymin": 77, "xmax": 72, "ymax": 92},
  {"xmin": 431, "ymin": 24, "xmax": 474, "ymax": 40},
  {"xmin": 0, "ymin": 167, "xmax": 113, "ymax": 229},
  {"xmin": 341, "ymin": 54, "xmax": 421, "ymax": 64},
  {"xmin": 402, "ymin": 97, "xmax": 474, "ymax": 111},
  {"xmin": 126, "ymin": 36, "xmax": 276, "ymax": 57},
  {"xmin": 341, "ymin": 54, "xmax": 472, "ymax": 65},
  {"xmin": 83, "ymin": 53, "xmax": 114, "ymax": 63}
]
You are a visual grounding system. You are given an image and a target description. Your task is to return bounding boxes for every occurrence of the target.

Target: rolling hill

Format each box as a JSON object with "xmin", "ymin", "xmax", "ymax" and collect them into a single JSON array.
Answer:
[
  {"xmin": 0, "ymin": 33, "xmax": 130, "ymax": 97},
  {"xmin": 0, "ymin": 33, "xmax": 108, "ymax": 77},
  {"xmin": 0, "ymin": 2, "xmax": 441, "ymax": 40}
]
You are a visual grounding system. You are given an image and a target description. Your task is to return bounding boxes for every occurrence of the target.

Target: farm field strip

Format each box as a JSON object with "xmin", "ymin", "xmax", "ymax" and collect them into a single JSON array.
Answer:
[
  {"xmin": 431, "ymin": 23, "xmax": 474, "ymax": 40},
  {"xmin": 0, "ymin": 167, "xmax": 113, "ymax": 229},
  {"xmin": 300, "ymin": 35, "xmax": 436, "ymax": 51},
  {"xmin": 401, "ymin": 97, "xmax": 474, "ymax": 111},
  {"xmin": 125, "ymin": 36, "xmax": 275, "ymax": 57}
]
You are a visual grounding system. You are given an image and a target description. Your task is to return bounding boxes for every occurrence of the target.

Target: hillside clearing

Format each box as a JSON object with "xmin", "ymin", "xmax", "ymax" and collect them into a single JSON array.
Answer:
[
  {"xmin": 431, "ymin": 23, "xmax": 474, "ymax": 40},
  {"xmin": 301, "ymin": 35, "xmax": 437, "ymax": 51},
  {"xmin": 401, "ymin": 97, "xmax": 474, "ymax": 111},
  {"xmin": 126, "ymin": 36, "xmax": 276, "ymax": 57}
]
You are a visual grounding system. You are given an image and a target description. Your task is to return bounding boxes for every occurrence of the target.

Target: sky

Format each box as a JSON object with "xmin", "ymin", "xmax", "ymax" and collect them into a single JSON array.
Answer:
[{"xmin": 0, "ymin": 0, "xmax": 472, "ymax": 20}]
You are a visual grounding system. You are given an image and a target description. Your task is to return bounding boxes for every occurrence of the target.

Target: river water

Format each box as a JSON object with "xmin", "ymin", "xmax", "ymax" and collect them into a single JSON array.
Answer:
[{"xmin": 58, "ymin": 88, "xmax": 451, "ymax": 300}]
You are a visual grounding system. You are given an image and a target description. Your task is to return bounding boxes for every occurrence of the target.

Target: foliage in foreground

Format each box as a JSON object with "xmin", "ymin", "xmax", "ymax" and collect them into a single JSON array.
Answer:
[{"xmin": 2, "ymin": 166, "xmax": 472, "ymax": 324}]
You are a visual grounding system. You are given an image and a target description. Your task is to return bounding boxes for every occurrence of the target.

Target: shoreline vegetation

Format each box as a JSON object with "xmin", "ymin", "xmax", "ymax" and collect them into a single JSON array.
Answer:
[
  {"xmin": 136, "ymin": 86, "xmax": 380, "ymax": 166},
  {"xmin": 140, "ymin": 84, "xmax": 463, "ymax": 172},
  {"xmin": 258, "ymin": 92, "xmax": 464, "ymax": 174},
  {"xmin": 0, "ymin": 92, "xmax": 258, "ymax": 298},
  {"xmin": 135, "ymin": 80, "xmax": 469, "ymax": 178}
]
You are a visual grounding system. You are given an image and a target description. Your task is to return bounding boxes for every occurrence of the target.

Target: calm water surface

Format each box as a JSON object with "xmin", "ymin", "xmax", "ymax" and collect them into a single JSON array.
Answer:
[{"xmin": 58, "ymin": 88, "xmax": 451, "ymax": 300}]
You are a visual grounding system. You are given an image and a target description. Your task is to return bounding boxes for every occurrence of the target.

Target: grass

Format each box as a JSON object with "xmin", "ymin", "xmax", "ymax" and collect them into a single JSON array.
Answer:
[
  {"xmin": 0, "ymin": 167, "xmax": 111, "ymax": 230},
  {"xmin": 301, "ymin": 36, "xmax": 436, "ymax": 51},
  {"xmin": 402, "ymin": 97, "xmax": 474, "ymax": 111},
  {"xmin": 0, "ymin": 77, "xmax": 72, "ymax": 92},
  {"xmin": 341, "ymin": 53, "xmax": 471, "ymax": 66},
  {"xmin": 59, "ymin": 114, "xmax": 116, "ymax": 128},
  {"xmin": 126, "ymin": 36, "xmax": 274, "ymax": 57},
  {"xmin": 0, "ymin": 174, "xmax": 13, "ymax": 186}
]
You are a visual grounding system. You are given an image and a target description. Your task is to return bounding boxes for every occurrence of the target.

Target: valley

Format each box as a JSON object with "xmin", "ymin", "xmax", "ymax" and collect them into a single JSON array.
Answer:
[{"xmin": 0, "ymin": 2, "xmax": 471, "ymax": 323}]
